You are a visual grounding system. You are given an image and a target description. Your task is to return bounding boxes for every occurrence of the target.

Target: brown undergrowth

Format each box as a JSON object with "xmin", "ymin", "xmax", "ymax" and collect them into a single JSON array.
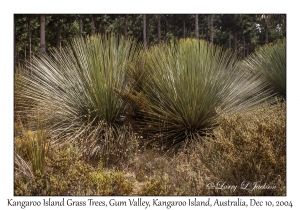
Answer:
[{"xmin": 14, "ymin": 100, "xmax": 286, "ymax": 196}]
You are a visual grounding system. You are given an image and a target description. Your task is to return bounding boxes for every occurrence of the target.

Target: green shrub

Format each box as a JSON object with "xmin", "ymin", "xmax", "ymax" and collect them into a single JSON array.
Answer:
[
  {"xmin": 14, "ymin": 112, "xmax": 50, "ymax": 175},
  {"xmin": 126, "ymin": 38, "xmax": 273, "ymax": 149},
  {"xmin": 241, "ymin": 38, "xmax": 286, "ymax": 98},
  {"xmin": 14, "ymin": 143, "xmax": 135, "ymax": 196},
  {"xmin": 16, "ymin": 33, "xmax": 138, "ymax": 145}
]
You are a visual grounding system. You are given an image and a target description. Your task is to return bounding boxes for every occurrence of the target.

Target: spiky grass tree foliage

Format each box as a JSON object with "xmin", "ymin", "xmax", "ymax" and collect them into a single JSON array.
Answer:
[
  {"xmin": 129, "ymin": 39, "xmax": 273, "ymax": 149},
  {"xmin": 242, "ymin": 38, "xmax": 286, "ymax": 98},
  {"xmin": 16, "ymin": 34, "xmax": 137, "ymax": 142}
]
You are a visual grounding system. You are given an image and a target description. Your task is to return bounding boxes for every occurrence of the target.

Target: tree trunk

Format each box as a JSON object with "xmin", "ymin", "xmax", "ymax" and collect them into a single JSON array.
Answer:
[
  {"xmin": 210, "ymin": 14, "xmax": 213, "ymax": 44},
  {"xmin": 233, "ymin": 31, "xmax": 237, "ymax": 52},
  {"xmin": 79, "ymin": 17, "xmax": 82, "ymax": 38},
  {"xmin": 157, "ymin": 14, "xmax": 161, "ymax": 44},
  {"xmin": 243, "ymin": 36, "xmax": 246, "ymax": 58},
  {"xmin": 40, "ymin": 15, "xmax": 46, "ymax": 55},
  {"xmin": 14, "ymin": 21, "xmax": 17, "ymax": 69},
  {"xmin": 27, "ymin": 16, "xmax": 31, "ymax": 59},
  {"xmin": 164, "ymin": 18, "xmax": 167, "ymax": 41},
  {"xmin": 228, "ymin": 32, "xmax": 231, "ymax": 49},
  {"xmin": 195, "ymin": 14, "xmax": 199, "ymax": 39},
  {"xmin": 183, "ymin": 17, "xmax": 186, "ymax": 38},
  {"xmin": 56, "ymin": 22, "xmax": 61, "ymax": 50},
  {"xmin": 143, "ymin": 14, "xmax": 147, "ymax": 48},
  {"xmin": 91, "ymin": 15, "xmax": 95, "ymax": 35},
  {"xmin": 124, "ymin": 15, "xmax": 127, "ymax": 39},
  {"xmin": 265, "ymin": 24, "xmax": 268, "ymax": 44},
  {"xmin": 247, "ymin": 43, "xmax": 250, "ymax": 57},
  {"xmin": 146, "ymin": 15, "xmax": 150, "ymax": 45}
]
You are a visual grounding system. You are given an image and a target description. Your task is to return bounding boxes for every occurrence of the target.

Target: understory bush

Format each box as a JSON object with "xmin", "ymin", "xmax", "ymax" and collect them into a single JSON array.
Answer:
[
  {"xmin": 14, "ymin": 143, "xmax": 135, "ymax": 196},
  {"xmin": 193, "ymin": 100, "xmax": 286, "ymax": 195}
]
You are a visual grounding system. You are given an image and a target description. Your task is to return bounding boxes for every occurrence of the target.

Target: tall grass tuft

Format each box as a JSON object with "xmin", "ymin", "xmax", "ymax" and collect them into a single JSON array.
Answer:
[
  {"xmin": 241, "ymin": 38, "xmax": 286, "ymax": 98},
  {"xmin": 16, "ymin": 34, "xmax": 138, "ymax": 144},
  {"xmin": 127, "ymin": 38, "xmax": 274, "ymax": 149}
]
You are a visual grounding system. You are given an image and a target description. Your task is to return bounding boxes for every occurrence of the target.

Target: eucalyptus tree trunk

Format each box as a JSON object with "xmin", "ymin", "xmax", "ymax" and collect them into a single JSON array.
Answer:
[
  {"xmin": 157, "ymin": 14, "xmax": 161, "ymax": 44},
  {"xmin": 195, "ymin": 14, "xmax": 199, "ymax": 39},
  {"xmin": 265, "ymin": 24, "xmax": 269, "ymax": 44},
  {"xmin": 40, "ymin": 15, "xmax": 46, "ymax": 55},
  {"xmin": 91, "ymin": 15, "xmax": 95, "ymax": 35},
  {"xmin": 247, "ymin": 43, "xmax": 250, "ymax": 57},
  {"xmin": 143, "ymin": 14, "xmax": 147, "ymax": 48},
  {"xmin": 183, "ymin": 17, "xmax": 186, "ymax": 38},
  {"xmin": 27, "ymin": 16, "xmax": 31, "ymax": 59},
  {"xmin": 146, "ymin": 15, "xmax": 150, "ymax": 45},
  {"xmin": 233, "ymin": 31, "xmax": 237, "ymax": 52},
  {"xmin": 228, "ymin": 32, "xmax": 231, "ymax": 49},
  {"xmin": 243, "ymin": 36, "xmax": 246, "ymax": 58},
  {"xmin": 79, "ymin": 17, "xmax": 82, "ymax": 38},
  {"xmin": 209, "ymin": 14, "xmax": 213, "ymax": 44},
  {"xmin": 14, "ymin": 21, "xmax": 17, "ymax": 69},
  {"xmin": 56, "ymin": 22, "xmax": 61, "ymax": 50},
  {"xmin": 124, "ymin": 15, "xmax": 127, "ymax": 39}
]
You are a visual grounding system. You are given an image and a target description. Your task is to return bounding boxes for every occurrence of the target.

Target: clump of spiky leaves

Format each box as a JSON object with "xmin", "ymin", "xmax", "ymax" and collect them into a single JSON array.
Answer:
[
  {"xmin": 16, "ymin": 34, "xmax": 138, "ymax": 143},
  {"xmin": 82, "ymin": 122, "xmax": 139, "ymax": 167},
  {"xmin": 129, "ymin": 38, "xmax": 273, "ymax": 149},
  {"xmin": 241, "ymin": 38, "xmax": 286, "ymax": 98}
]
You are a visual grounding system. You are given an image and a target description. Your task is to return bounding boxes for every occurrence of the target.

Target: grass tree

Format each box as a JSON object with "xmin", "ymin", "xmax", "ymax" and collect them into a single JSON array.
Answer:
[
  {"xmin": 125, "ymin": 38, "xmax": 274, "ymax": 150},
  {"xmin": 241, "ymin": 38, "xmax": 286, "ymax": 98},
  {"xmin": 16, "ymin": 34, "xmax": 138, "ymax": 143}
]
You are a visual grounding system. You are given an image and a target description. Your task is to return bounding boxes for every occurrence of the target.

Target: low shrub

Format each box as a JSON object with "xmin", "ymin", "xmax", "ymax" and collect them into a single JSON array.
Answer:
[
  {"xmin": 194, "ymin": 100, "xmax": 286, "ymax": 195},
  {"xmin": 14, "ymin": 144, "xmax": 135, "ymax": 196}
]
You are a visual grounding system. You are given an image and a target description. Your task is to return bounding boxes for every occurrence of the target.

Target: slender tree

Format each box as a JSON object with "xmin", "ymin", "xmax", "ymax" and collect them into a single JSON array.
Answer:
[
  {"xmin": 195, "ymin": 14, "xmax": 199, "ymax": 39},
  {"xmin": 91, "ymin": 15, "xmax": 96, "ymax": 35},
  {"xmin": 233, "ymin": 31, "xmax": 237, "ymax": 52},
  {"xmin": 183, "ymin": 16, "xmax": 186, "ymax": 38},
  {"xmin": 157, "ymin": 14, "xmax": 161, "ymax": 44},
  {"xmin": 56, "ymin": 20, "xmax": 62, "ymax": 50},
  {"xmin": 78, "ymin": 16, "xmax": 83, "ymax": 38},
  {"xmin": 124, "ymin": 15, "xmax": 127, "ymax": 39},
  {"xmin": 146, "ymin": 15, "xmax": 150, "ymax": 44},
  {"xmin": 143, "ymin": 14, "xmax": 147, "ymax": 48},
  {"xmin": 209, "ymin": 14, "xmax": 214, "ymax": 44},
  {"xmin": 40, "ymin": 14, "xmax": 46, "ymax": 54},
  {"xmin": 228, "ymin": 32, "xmax": 231, "ymax": 49},
  {"xmin": 27, "ymin": 15, "xmax": 32, "ymax": 59}
]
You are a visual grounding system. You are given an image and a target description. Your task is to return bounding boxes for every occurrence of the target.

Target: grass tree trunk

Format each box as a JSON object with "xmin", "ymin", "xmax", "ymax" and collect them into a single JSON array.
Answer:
[
  {"xmin": 40, "ymin": 15, "xmax": 46, "ymax": 55},
  {"xmin": 210, "ymin": 14, "xmax": 213, "ymax": 44},
  {"xmin": 157, "ymin": 14, "xmax": 161, "ymax": 44},
  {"xmin": 195, "ymin": 14, "xmax": 199, "ymax": 39},
  {"xmin": 143, "ymin": 14, "xmax": 147, "ymax": 48}
]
